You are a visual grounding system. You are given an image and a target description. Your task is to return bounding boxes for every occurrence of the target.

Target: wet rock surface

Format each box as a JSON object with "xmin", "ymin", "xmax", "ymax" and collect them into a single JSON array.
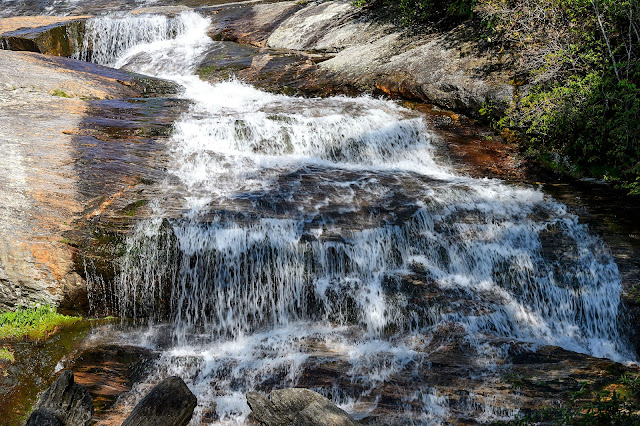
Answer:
[
  {"xmin": 63, "ymin": 343, "xmax": 159, "ymax": 419},
  {"xmin": 290, "ymin": 338, "xmax": 640, "ymax": 424},
  {"xmin": 247, "ymin": 388, "xmax": 358, "ymax": 426},
  {"xmin": 0, "ymin": 49, "xmax": 180, "ymax": 310},
  {"xmin": 203, "ymin": 1, "xmax": 301, "ymax": 48},
  {"xmin": 0, "ymin": 0, "xmax": 260, "ymax": 18},
  {"xmin": 26, "ymin": 370, "xmax": 94, "ymax": 426},
  {"xmin": 121, "ymin": 376, "xmax": 198, "ymax": 426},
  {"xmin": 196, "ymin": 41, "xmax": 322, "ymax": 96},
  {"xmin": 0, "ymin": 321, "xmax": 93, "ymax": 422}
]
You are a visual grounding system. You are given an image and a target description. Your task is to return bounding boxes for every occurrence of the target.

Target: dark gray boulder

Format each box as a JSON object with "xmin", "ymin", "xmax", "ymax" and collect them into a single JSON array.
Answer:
[
  {"xmin": 246, "ymin": 388, "xmax": 357, "ymax": 426},
  {"xmin": 26, "ymin": 370, "xmax": 93, "ymax": 426},
  {"xmin": 121, "ymin": 376, "xmax": 197, "ymax": 426},
  {"xmin": 25, "ymin": 410, "xmax": 63, "ymax": 426}
]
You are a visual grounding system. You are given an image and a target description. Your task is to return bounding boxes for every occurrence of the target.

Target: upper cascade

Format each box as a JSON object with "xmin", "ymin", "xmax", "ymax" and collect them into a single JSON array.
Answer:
[{"xmin": 75, "ymin": 11, "xmax": 211, "ymax": 75}]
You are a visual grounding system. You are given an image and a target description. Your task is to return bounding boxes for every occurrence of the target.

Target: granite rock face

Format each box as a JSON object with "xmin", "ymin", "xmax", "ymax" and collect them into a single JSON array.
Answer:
[
  {"xmin": 204, "ymin": 0, "xmax": 515, "ymax": 116},
  {"xmin": 0, "ymin": 49, "xmax": 178, "ymax": 310},
  {"xmin": 0, "ymin": 19, "xmax": 87, "ymax": 56}
]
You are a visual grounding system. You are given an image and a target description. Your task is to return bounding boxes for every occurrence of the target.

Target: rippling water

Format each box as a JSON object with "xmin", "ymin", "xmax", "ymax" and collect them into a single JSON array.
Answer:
[{"xmin": 75, "ymin": 11, "xmax": 636, "ymax": 424}]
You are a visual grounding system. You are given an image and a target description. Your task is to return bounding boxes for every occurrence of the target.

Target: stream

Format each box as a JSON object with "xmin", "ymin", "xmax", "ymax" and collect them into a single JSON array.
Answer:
[{"xmin": 9, "ymin": 9, "xmax": 639, "ymax": 425}]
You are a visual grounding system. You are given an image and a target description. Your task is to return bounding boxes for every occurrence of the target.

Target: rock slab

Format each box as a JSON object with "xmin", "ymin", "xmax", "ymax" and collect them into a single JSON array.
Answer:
[
  {"xmin": 247, "ymin": 388, "xmax": 357, "ymax": 426},
  {"xmin": 121, "ymin": 376, "xmax": 197, "ymax": 426},
  {"xmin": 26, "ymin": 370, "xmax": 94, "ymax": 426}
]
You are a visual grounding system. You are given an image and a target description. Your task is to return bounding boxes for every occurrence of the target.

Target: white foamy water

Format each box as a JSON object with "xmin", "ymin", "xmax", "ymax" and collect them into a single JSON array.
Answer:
[{"xmin": 78, "ymin": 12, "xmax": 636, "ymax": 424}]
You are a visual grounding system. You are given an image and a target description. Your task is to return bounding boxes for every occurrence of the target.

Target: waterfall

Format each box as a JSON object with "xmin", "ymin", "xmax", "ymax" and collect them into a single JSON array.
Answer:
[{"xmin": 78, "ymin": 12, "xmax": 636, "ymax": 424}]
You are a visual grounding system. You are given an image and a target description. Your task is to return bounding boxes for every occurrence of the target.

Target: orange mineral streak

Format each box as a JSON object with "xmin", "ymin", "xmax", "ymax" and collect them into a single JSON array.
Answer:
[
  {"xmin": 85, "ymin": 180, "xmax": 141, "ymax": 220},
  {"xmin": 24, "ymin": 241, "xmax": 75, "ymax": 284}
]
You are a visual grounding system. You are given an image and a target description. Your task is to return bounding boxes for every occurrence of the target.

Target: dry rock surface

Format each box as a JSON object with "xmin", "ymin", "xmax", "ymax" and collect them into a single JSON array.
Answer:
[{"xmin": 203, "ymin": 0, "xmax": 514, "ymax": 115}]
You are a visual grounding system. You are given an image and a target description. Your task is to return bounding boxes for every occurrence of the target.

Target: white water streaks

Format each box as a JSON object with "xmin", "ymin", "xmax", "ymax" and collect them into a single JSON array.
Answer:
[{"xmin": 78, "ymin": 11, "xmax": 636, "ymax": 424}]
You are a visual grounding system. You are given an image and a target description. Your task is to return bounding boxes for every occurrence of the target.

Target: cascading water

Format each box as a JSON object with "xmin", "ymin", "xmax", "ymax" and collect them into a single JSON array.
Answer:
[{"xmin": 78, "ymin": 11, "xmax": 636, "ymax": 424}]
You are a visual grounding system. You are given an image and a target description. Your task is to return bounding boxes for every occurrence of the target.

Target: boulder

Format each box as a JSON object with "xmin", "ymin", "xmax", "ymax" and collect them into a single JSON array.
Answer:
[
  {"xmin": 26, "ymin": 370, "xmax": 94, "ymax": 426},
  {"xmin": 25, "ymin": 410, "xmax": 63, "ymax": 426},
  {"xmin": 0, "ymin": 19, "xmax": 87, "ymax": 56},
  {"xmin": 246, "ymin": 388, "xmax": 357, "ymax": 426},
  {"xmin": 121, "ymin": 376, "xmax": 197, "ymax": 426}
]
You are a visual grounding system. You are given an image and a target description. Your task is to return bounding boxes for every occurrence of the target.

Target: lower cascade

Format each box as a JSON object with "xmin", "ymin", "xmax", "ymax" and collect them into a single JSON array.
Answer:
[{"xmin": 77, "ymin": 11, "xmax": 636, "ymax": 424}]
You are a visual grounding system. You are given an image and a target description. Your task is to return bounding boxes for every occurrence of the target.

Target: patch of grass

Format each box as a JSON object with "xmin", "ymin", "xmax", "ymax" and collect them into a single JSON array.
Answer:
[
  {"xmin": 0, "ymin": 305, "xmax": 80, "ymax": 341},
  {"xmin": 0, "ymin": 347, "xmax": 14, "ymax": 363},
  {"xmin": 51, "ymin": 89, "xmax": 70, "ymax": 98}
]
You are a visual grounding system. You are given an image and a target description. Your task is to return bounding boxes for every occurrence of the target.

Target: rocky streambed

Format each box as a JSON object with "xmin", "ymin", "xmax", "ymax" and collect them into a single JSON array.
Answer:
[{"xmin": 1, "ymin": 1, "xmax": 640, "ymax": 425}]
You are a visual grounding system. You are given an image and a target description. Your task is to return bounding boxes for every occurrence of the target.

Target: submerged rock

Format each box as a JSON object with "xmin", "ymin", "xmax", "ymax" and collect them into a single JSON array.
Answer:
[
  {"xmin": 63, "ymin": 344, "xmax": 159, "ymax": 419},
  {"xmin": 247, "ymin": 388, "xmax": 358, "ymax": 426},
  {"xmin": 26, "ymin": 370, "xmax": 94, "ymax": 426},
  {"xmin": 121, "ymin": 376, "xmax": 197, "ymax": 426}
]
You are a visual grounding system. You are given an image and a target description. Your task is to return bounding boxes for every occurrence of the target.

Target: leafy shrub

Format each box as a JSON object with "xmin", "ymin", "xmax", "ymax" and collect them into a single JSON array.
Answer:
[
  {"xmin": 479, "ymin": 0, "xmax": 640, "ymax": 190},
  {"xmin": 353, "ymin": 0, "xmax": 477, "ymax": 26}
]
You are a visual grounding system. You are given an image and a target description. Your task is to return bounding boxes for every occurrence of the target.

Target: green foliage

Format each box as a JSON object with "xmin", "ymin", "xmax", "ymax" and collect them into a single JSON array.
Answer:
[
  {"xmin": 624, "ymin": 177, "xmax": 640, "ymax": 195},
  {"xmin": 0, "ymin": 305, "xmax": 80, "ymax": 341},
  {"xmin": 353, "ymin": 0, "xmax": 477, "ymax": 26},
  {"xmin": 480, "ymin": 0, "xmax": 640, "ymax": 191},
  {"xmin": 512, "ymin": 376, "xmax": 640, "ymax": 424}
]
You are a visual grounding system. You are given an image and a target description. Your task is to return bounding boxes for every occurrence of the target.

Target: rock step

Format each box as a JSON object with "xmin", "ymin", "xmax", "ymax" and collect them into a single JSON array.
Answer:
[
  {"xmin": 0, "ymin": 19, "xmax": 86, "ymax": 57},
  {"xmin": 247, "ymin": 388, "xmax": 358, "ymax": 426}
]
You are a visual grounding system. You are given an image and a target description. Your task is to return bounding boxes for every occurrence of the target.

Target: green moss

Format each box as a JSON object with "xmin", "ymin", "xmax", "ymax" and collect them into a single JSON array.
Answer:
[
  {"xmin": 510, "ymin": 374, "xmax": 640, "ymax": 425},
  {"xmin": 51, "ymin": 89, "xmax": 70, "ymax": 98},
  {"xmin": 197, "ymin": 65, "xmax": 218, "ymax": 78},
  {"xmin": 0, "ymin": 305, "xmax": 80, "ymax": 341},
  {"xmin": 0, "ymin": 347, "xmax": 14, "ymax": 363},
  {"xmin": 121, "ymin": 200, "xmax": 148, "ymax": 217}
]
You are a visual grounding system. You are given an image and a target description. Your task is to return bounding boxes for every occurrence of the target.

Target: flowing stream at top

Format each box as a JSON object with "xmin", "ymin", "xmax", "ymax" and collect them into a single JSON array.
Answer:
[
  {"xmin": 77, "ymin": 11, "xmax": 636, "ymax": 424},
  {"xmin": 0, "ymin": 0, "xmax": 161, "ymax": 17}
]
